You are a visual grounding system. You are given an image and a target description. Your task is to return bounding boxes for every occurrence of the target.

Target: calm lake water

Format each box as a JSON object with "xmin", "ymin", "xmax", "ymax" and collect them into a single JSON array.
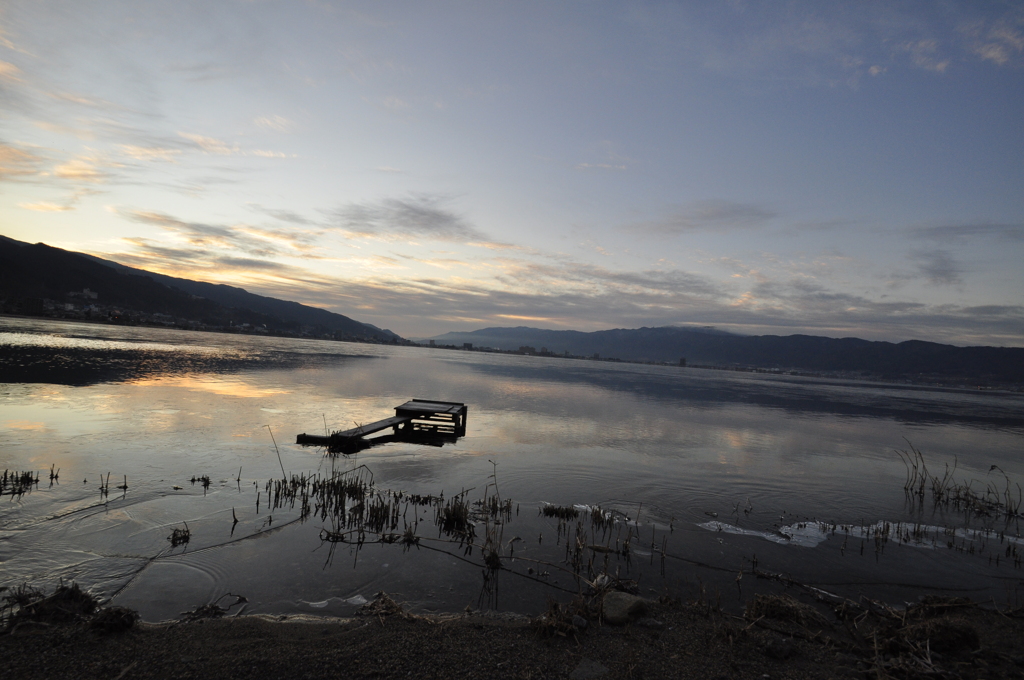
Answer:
[{"xmin": 2, "ymin": 317, "xmax": 1023, "ymax": 621}]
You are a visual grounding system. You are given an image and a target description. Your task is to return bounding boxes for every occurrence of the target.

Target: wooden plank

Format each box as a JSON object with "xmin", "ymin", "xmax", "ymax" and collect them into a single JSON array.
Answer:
[
  {"xmin": 395, "ymin": 400, "xmax": 464, "ymax": 414},
  {"xmin": 334, "ymin": 415, "xmax": 414, "ymax": 439}
]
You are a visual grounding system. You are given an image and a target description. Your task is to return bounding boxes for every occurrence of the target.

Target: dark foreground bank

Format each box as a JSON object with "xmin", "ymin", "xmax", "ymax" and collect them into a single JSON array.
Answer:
[{"xmin": 3, "ymin": 588, "xmax": 1024, "ymax": 680}]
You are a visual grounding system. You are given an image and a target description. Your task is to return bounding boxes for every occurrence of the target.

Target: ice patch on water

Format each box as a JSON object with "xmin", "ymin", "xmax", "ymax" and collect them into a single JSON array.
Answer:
[
  {"xmin": 698, "ymin": 520, "xmax": 1024, "ymax": 550},
  {"xmin": 300, "ymin": 594, "xmax": 368, "ymax": 608},
  {"xmin": 698, "ymin": 521, "xmax": 825, "ymax": 547}
]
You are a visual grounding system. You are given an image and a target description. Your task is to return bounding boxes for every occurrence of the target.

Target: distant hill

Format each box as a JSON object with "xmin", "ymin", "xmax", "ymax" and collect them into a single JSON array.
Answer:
[
  {"xmin": 427, "ymin": 326, "xmax": 1024, "ymax": 385},
  {"xmin": 0, "ymin": 235, "xmax": 401, "ymax": 342}
]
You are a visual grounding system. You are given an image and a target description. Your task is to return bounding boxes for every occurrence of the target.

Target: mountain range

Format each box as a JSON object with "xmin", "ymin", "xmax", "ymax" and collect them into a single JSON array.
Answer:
[
  {"xmin": 3, "ymin": 235, "xmax": 1021, "ymax": 386},
  {"xmin": 426, "ymin": 326, "xmax": 1024, "ymax": 386},
  {"xmin": 0, "ymin": 235, "xmax": 400, "ymax": 342}
]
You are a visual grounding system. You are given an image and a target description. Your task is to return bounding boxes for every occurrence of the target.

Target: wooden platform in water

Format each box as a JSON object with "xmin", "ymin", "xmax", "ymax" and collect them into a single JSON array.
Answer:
[{"xmin": 296, "ymin": 399, "xmax": 467, "ymax": 450}]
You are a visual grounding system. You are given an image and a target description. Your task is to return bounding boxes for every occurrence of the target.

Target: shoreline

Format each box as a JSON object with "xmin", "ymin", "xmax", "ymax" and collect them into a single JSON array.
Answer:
[
  {"xmin": 4, "ymin": 313, "xmax": 1020, "ymax": 392},
  {"xmin": 4, "ymin": 587, "xmax": 1024, "ymax": 679}
]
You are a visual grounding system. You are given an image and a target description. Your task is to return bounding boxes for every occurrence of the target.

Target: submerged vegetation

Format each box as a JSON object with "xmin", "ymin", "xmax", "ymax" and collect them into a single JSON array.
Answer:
[
  {"xmin": 897, "ymin": 441, "xmax": 1022, "ymax": 519},
  {"xmin": 4, "ymin": 442, "xmax": 1021, "ymax": 627},
  {"xmin": 1, "ymin": 470, "xmax": 39, "ymax": 498},
  {"xmin": 250, "ymin": 461, "xmax": 655, "ymax": 609}
]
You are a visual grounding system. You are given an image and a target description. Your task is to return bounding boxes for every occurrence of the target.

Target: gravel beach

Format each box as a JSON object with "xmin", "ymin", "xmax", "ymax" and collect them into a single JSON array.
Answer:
[{"xmin": 4, "ymin": 590, "xmax": 1023, "ymax": 680}]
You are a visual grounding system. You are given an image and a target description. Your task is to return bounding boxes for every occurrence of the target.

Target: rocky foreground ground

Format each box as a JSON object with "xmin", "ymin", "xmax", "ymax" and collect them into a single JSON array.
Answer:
[{"xmin": 2, "ymin": 585, "xmax": 1024, "ymax": 679}]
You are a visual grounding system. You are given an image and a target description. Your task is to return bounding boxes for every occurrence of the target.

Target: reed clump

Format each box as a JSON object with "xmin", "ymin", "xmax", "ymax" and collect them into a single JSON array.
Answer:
[
  {"xmin": 180, "ymin": 593, "xmax": 247, "ymax": 622},
  {"xmin": 168, "ymin": 523, "xmax": 191, "ymax": 547},
  {"xmin": 896, "ymin": 442, "xmax": 1022, "ymax": 520},
  {"xmin": 437, "ymin": 493, "xmax": 474, "ymax": 541},
  {"xmin": 1, "ymin": 581, "xmax": 98, "ymax": 631},
  {"xmin": 2, "ymin": 469, "xmax": 40, "ymax": 497},
  {"xmin": 541, "ymin": 503, "xmax": 579, "ymax": 520}
]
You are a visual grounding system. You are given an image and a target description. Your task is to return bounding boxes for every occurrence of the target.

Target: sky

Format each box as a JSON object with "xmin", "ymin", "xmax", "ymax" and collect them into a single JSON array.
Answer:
[{"xmin": 1, "ymin": 1, "xmax": 1022, "ymax": 345}]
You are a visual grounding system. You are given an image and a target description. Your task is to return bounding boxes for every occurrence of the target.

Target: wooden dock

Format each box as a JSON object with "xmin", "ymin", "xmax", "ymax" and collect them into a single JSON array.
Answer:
[{"xmin": 296, "ymin": 399, "xmax": 467, "ymax": 451}]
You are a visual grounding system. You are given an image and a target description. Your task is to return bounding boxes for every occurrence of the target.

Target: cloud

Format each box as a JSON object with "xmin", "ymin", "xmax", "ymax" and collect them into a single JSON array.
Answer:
[
  {"xmin": 910, "ymin": 222, "xmax": 1024, "ymax": 241},
  {"xmin": 18, "ymin": 201, "xmax": 73, "ymax": 212},
  {"xmin": 97, "ymin": 216, "xmax": 1022, "ymax": 346},
  {"xmin": 17, "ymin": 187, "xmax": 95, "ymax": 212},
  {"xmin": 963, "ymin": 18, "xmax": 1024, "ymax": 66},
  {"xmin": 254, "ymin": 115, "xmax": 293, "ymax": 132},
  {"xmin": 178, "ymin": 132, "xmax": 239, "ymax": 155},
  {"xmin": 177, "ymin": 133, "xmax": 288, "ymax": 158},
  {"xmin": 331, "ymin": 194, "xmax": 493, "ymax": 242},
  {"xmin": 900, "ymin": 40, "xmax": 950, "ymax": 73},
  {"xmin": 638, "ymin": 200, "xmax": 777, "ymax": 235},
  {"xmin": 249, "ymin": 204, "xmax": 315, "ymax": 225},
  {"xmin": 119, "ymin": 208, "xmax": 321, "ymax": 259},
  {"xmin": 110, "ymin": 235, "xmax": 340, "ymax": 291},
  {"xmin": 118, "ymin": 145, "xmax": 182, "ymax": 162},
  {"xmin": 53, "ymin": 155, "xmax": 116, "ymax": 182},
  {"xmin": 910, "ymin": 250, "xmax": 963, "ymax": 286},
  {"xmin": 381, "ymin": 96, "xmax": 408, "ymax": 109},
  {"xmin": 235, "ymin": 225, "xmax": 321, "ymax": 253},
  {"xmin": 121, "ymin": 210, "xmax": 279, "ymax": 257},
  {"xmin": 656, "ymin": 2, "xmax": 1024, "ymax": 87},
  {"xmin": 266, "ymin": 265, "xmax": 1023, "ymax": 346},
  {"xmin": 0, "ymin": 142, "xmax": 43, "ymax": 179},
  {"xmin": 48, "ymin": 91, "xmax": 122, "ymax": 110},
  {"xmin": 0, "ymin": 60, "xmax": 22, "ymax": 82},
  {"xmin": 213, "ymin": 256, "xmax": 299, "ymax": 271},
  {"xmin": 491, "ymin": 258, "xmax": 725, "ymax": 299},
  {"xmin": 574, "ymin": 162, "xmax": 627, "ymax": 171},
  {"xmin": 34, "ymin": 121, "xmax": 96, "ymax": 139},
  {"xmin": 117, "ymin": 237, "xmax": 208, "ymax": 265}
]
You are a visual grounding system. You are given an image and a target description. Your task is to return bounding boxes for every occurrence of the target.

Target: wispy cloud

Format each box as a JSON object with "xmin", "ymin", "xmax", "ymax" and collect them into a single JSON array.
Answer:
[
  {"xmin": 637, "ymin": 200, "xmax": 777, "ymax": 235},
  {"xmin": 331, "ymin": 194, "xmax": 492, "ymax": 243},
  {"xmin": 18, "ymin": 201, "xmax": 73, "ymax": 212},
  {"xmin": 17, "ymin": 187, "xmax": 96, "ymax": 212},
  {"xmin": 962, "ymin": 17, "xmax": 1024, "ymax": 66},
  {"xmin": 0, "ymin": 142, "xmax": 43, "ymax": 179},
  {"xmin": 98, "ymin": 210, "xmax": 1023, "ymax": 345},
  {"xmin": 249, "ymin": 204, "xmax": 316, "ymax": 225},
  {"xmin": 0, "ymin": 60, "xmax": 22, "ymax": 82},
  {"xmin": 117, "ymin": 145, "xmax": 182, "ymax": 162},
  {"xmin": 910, "ymin": 249, "xmax": 963, "ymax": 286},
  {"xmin": 381, "ymin": 96, "xmax": 408, "ymax": 110},
  {"xmin": 178, "ymin": 132, "xmax": 239, "ymax": 155},
  {"xmin": 665, "ymin": 1, "xmax": 1023, "ymax": 86},
  {"xmin": 900, "ymin": 40, "xmax": 950, "ymax": 73},
  {"xmin": 491, "ymin": 258, "xmax": 725, "ymax": 299},
  {"xmin": 119, "ymin": 208, "xmax": 321, "ymax": 259},
  {"xmin": 910, "ymin": 222, "xmax": 1024, "ymax": 241},
  {"xmin": 53, "ymin": 155, "xmax": 119, "ymax": 183},
  {"xmin": 254, "ymin": 115, "xmax": 293, "ymax": 132},
  {"xmin": 574, "ymin": 162, "xmax": 626, "ymax": 171}
]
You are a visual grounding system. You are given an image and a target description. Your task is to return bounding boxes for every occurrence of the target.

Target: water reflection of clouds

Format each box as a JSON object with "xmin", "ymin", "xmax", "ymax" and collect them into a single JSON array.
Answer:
[
  {"xmin": 4, "ymin": 420, "xmax": 47, "ymax": 430},
  {"xmin": 128, "ymin": 375, "xmax": 292, "ymax": 398}
]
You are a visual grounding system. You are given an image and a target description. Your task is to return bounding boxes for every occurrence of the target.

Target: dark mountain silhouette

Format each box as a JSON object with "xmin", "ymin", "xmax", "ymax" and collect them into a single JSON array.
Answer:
[
  {"xmin": 0, "ymin": 235, "xmax": 400, "ymax": 341},
  {"xmin": 427, "ymin": 326, "xmax": 1024, "ymax": 385}
]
